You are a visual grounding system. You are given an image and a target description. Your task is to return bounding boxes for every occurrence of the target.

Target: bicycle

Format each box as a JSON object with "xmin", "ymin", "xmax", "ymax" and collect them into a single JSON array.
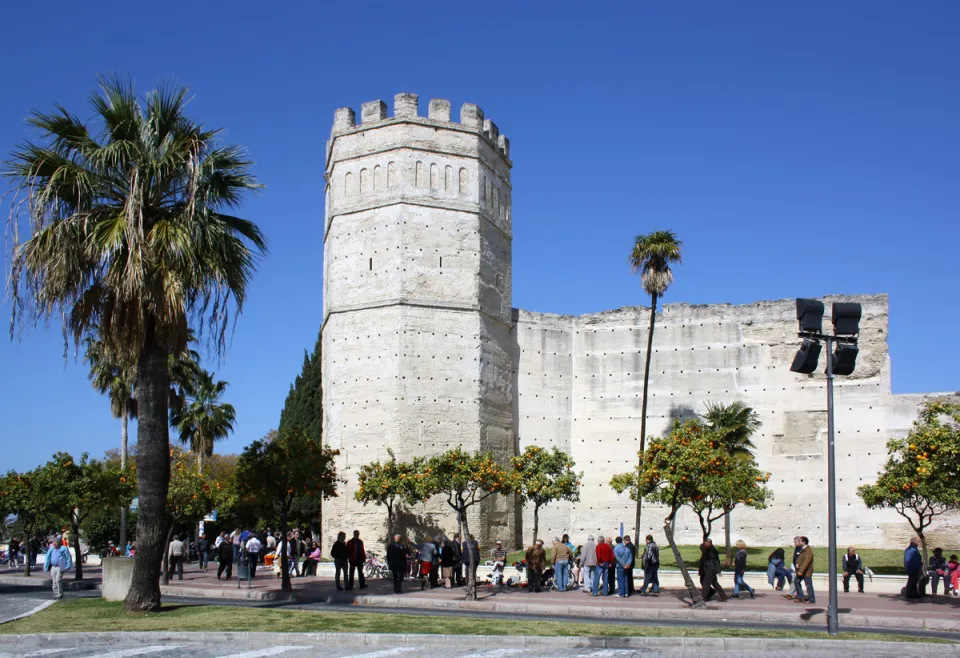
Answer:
[{"xmin": 364, "ymin": 552, "xmax": 388, "ymax": 579}]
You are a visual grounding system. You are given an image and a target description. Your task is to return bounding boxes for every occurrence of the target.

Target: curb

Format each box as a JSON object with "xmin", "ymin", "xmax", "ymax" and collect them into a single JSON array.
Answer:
[
  {"xmin": 0, "ymin": 631, "xmax": 956, "ymax": 654},
  {"xmin": 160, "ymin": 584, "xmax": 294, "ymax": 601},
  {"xmin": 0, "ymin": 600, "xmax": 56, "ymax": 626},
  {"xmin": 0, "ymin": 575, "xmax": 97, "ymax": 590}
]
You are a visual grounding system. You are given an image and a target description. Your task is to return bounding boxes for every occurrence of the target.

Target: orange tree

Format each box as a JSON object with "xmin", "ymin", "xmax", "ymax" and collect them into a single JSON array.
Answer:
[
  {"xmin": 511, "ymin": 445, "xmax": 581, "ymax": 545},
  {"xmin": 32, "ymin": 452, "xmax": 135, "ymax": 580},
  {"xmin": 234, "ymin": 429, "xmax": 339, "ymax": 592},
  {"xmin": 611, "ymin": 419, "xmax": 771, "ymax": 609},
  {"xmin": 414, "ymin": 448, "xmax": 518, "ymax": 600},
  {"xmin": 355, "ymin": 449, "xmax": 422, "ymax": 541},
  {"xmin": 0, "ymin": 469, "xmax": 53, "ymax": 576},
  {"xmin": 858, "ymin": 398, "xmax": 960, "ymax": 563}
]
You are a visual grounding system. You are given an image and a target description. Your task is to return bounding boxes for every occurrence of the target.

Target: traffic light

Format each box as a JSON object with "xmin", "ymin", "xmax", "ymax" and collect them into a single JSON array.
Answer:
[
  {"xmin": 796, "ymin": 298, "xmax": 825, "ymax": 333},
  {"xmin": 832, "ymin": 302, "xmax": 862, "ymax": 336},
  {"xmin": 790, "ymin": 339, "xmax": 822, "ymax": 374},
  {"xmin": 832, "ymin": 343, "xmax": 859, "ymax": 376}
]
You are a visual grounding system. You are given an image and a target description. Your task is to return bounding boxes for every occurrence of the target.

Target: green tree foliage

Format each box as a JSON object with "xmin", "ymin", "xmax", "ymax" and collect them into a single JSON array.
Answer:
[
  {"xmin": 628, "ymin": 230, "xmax": 683, "ymax": 542},
  {"xmin": 701, "ymin": 401, "xmax": 762, "ymax": 563},
  {"xmin": 858, "ymin": 398, "xmax": 960, "ymax": 563},
  {"xmin": 414, "ymin": 448, "xmax": 517, "ymax": 600},
  {"xmin": 4, "ymin": 77, "xmax": 266, "ymax": 612},
  {"xmin": 279, "ymin": 332, "xmax": 322, "ymax": 443},
  {"xmin": 611, "ymin": 419, "xmax": 771, "ymax": 608},
  {"xmin": 234, "ymin": 429, "xmax": 339, "ymax": 592},
  {"xmin": 0, "ymin": 470, "xmax": 52, "ymax": 576},
  {"xmin": 511, "ymin": 446, "xmax": 582, "ymax": 545},
  {"xmin": 170, "ymin": 369, "xmax": 236, "ymax": 475},
  {"xmin": 31, "ymin": 452, "xmax": 136, "ymax": 580},
  {"xmin": 84, "ymin": 507, "xmax": 138, "ymax": 556},
  {"xmin": 355, "ymin": 450, "xmax": 422, "ymax": 541}
]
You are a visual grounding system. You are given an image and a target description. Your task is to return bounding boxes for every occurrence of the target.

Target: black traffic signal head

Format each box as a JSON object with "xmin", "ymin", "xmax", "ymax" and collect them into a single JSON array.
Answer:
[
  {"xmin": 832, "ymin": 302, "xmax": 862, "ymax": 336},
  {"xmin": 832, "ymin": 343, "xmax": 859, "ymax": 376},
  {"xmin": 796, "ymin": 298, "xmax": 825, "ymax": 333},
  {"xmin": 790, "ymin": 339, "xmax": 822, "ymax": 374}
]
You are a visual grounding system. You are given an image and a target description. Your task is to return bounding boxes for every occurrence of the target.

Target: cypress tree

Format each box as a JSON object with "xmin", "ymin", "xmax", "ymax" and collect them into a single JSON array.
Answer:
[{"xmin": 279, "ymin": 331, "xmax": 322, "ymax": 443}]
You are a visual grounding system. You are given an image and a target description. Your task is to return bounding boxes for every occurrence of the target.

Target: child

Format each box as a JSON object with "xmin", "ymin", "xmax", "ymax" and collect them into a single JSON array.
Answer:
[{"xmin": 947, "ymin": 554, "xmax": 959, "ymax": 596}]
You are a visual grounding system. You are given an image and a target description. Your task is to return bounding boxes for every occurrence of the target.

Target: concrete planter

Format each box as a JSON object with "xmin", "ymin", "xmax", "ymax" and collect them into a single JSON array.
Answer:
[{"xmin": 101, "ymin": 557, "xmax": 135, "ymax": 601}]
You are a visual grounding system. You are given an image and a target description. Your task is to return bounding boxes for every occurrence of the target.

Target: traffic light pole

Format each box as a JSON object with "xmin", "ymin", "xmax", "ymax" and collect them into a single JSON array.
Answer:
[{"xmin": 824, "ymin": 335, "xmax": 839, "ymax": 636}]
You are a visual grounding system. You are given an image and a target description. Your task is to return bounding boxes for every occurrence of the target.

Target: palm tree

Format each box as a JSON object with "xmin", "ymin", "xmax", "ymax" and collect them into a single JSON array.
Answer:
[
  {"xmin": 84, "ymin": 335, "xmax": 137, "ymax": 549},
  {"xmin": 170, "ymin": 369, "xmax": 236, "ymax": 475},
  {"xmin": 629, "ymin": 230, "xmax": 682, "ymax": 542},
  {"xmin": 5, "ymin": 76, "xmax": 265, "ymax": 612},
  {"xmin": 702, "ymin": 401, "xmax": 761, "ymax": 563}
]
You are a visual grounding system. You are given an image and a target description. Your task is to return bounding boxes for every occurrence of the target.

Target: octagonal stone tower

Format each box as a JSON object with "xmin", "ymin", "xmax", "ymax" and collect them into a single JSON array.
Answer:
[{"xmin": 321, "ymin": 93, "xmax": 515, "ymax": 549}]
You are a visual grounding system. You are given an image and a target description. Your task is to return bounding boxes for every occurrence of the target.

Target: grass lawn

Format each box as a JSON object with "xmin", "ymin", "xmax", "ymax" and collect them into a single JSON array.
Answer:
[
  {"xmin": 507, "ymin": 545, "xmax": 945, "ymax": 575},
  {"xmin": 0, "ymin": 599, "xmax": 951, "ymax": 644}
]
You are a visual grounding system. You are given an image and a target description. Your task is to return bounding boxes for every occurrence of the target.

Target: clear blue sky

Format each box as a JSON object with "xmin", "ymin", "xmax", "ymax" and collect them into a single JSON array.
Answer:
[{"xmin": 1, "ymin": 1, "xmax": 957, "ymax": 472}]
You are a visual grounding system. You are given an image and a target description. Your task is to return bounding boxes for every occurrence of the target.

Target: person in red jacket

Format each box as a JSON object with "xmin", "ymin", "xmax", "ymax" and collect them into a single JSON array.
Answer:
[
  {"xmin": 595, "ymin": 535, "xmax": 615, "ymax": 596},
  {"xmin": 346, "ymin": 530, "xmax": 367, "ymax": 590}
]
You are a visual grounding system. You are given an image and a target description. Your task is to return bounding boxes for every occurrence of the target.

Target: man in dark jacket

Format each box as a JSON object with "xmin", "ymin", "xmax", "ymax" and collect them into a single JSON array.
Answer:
[
  {"xmin": 346, "ymin": 530, "xmax": 367, "ymax": 590},
  {"xmin": 525, "ymin": 540, "xmax": 547, "ymax": 592},
  {"xmin": 386, "ymin": 534, "xmax": 408, "ymax": 594},
  {"xmin": 903, "ymin": 536, "xmax": 924, "ymax": 598},
  {"xmin": 196, "ymin": 534, "xmax": 210, "ymax": 571},
  {"xmin": 216, "ymin": 537, "xmax": 233, "ymax": 580},
  {"xmin": 451, "ymin": 533, "xmax": 464, "ymax": 586},
  {"xmin": 330, "ymin": 531, "xmax": 349, "ymax": 590},
  {"xmin": 699, "ymin": 538, "xmax": 729, "ymax": 602},
  {"xmin": 842, "ymin": 546, "xmax": 864, "ymax": 593}
]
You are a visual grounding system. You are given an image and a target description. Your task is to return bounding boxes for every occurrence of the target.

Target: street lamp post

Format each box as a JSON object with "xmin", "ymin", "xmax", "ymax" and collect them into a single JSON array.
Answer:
[{"xmin": 824, "ymin": 335, "xmax": 839, "ymax": 636}]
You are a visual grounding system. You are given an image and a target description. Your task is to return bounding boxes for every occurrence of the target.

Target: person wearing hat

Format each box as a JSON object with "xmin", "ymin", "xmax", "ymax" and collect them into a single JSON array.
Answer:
[
  {"xmin": 491, "ymin": 539, "xmax": 508, "ymax": 586},
  {"xmin": 525, "ymin": 539, "xmax": 547, "ymax": 592}
]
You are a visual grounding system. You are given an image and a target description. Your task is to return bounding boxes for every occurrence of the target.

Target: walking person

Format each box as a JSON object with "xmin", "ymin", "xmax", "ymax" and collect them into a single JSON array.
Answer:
[
  {"xmin": 525, "ymin": 539, "xmax": 546, "ymax": 592},
  {"xmin": 331, "ymin": 531, "xmax": 348, "ymax": 590},
  {"xmin": 842, "ymin": 546, "xmax": 865, "ymax": 593},
  {"xmin": 491, "ymin": 539, "xmax": 508, "ymax": 587},
  {"xmin": 216, "ymin": 534, "xmax": 234, "ymax": 580},
  {"xmin": 605, "ymin": 537, "xmax": 617, "ymax": 595},
  {"xmin": 699, "ymin": 538, "xmax": 729, "ymax": 602},
  {"xmin": 387, "ymin": 534, "xmax": 408, "ymax": 594},
  {"xmin": 231, "ymin": 529, "xmax": 242, "ymax": 566},
  {"xmin": 639, "ymin": 535, "xmax": 661, "ymax": 595},
  {"xmin": 244, "ymin": 533, "xmax": 262, "ymax": 580},
  {"xmin": 289, "ymin": 531, "xmax": 302, "ymax": 577},
  {"xmin": 440, "ymin": 537, "xmax": 455, "ymax": 589},
  {"xmin": 551, "ymin": 536, "xmax": 573, "ymax": 592},
  {"xmin": 451, "ymin": 534, "xmax": 464, "ymax": 586},
  {"xmin": 903, "ymin": 536, "xmax": 924, "ymax": 598},
  {"xmin": 623, "ymin": 535, "xmax": 636, "ymax": 595},
  {"xmin": 346, "ymin": 530, "xmax": 367, "ymax": 590},
  {"xmin": 167, "ymin": 534, "xmax": 186, "ymax": 581},
  {"xmin": 42, "ymin": 539, "xmax": 72, "ymax": 600},
  {"xmin": 196, "ymin": 534, "xmax": 210, "ymax": 571},
  {"xmin": 731, "ymin": 540, "xmax": 755, "ymax": 599},
  {"xmin": 767, "ymin": 547, "xmax": 792, "ymax": 591},
  {"xmin": 418, "ymin": 536, "xmax": 437, "ymax": 590},
  {"xmin": 793, "ymin": 536, "xmax": 815, "ymax": 603},
  {"xmin": 613, "ymin": 536, "xmax": 632, "ymax": 598},
  {"xmin": 782, "ymin": 537, "xmax": 803, "ymax": 599},
  {"xmin": 595, "ymin": 535, "xmax": 615, "ymax": 596},
  {"xmin": 581, "ymin": 535, "xmax": 598, "ymax": 595}
]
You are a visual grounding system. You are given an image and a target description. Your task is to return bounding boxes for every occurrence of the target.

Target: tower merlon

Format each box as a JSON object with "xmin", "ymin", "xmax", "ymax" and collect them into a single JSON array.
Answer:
[
  {"xmin": 483, "ymin": 119, "xmax": 499, "ymax": 143},
  {"xmin": 460, "ymin": 103, "xmax": 484, "ymax": 129},
  {"xmin": 333, "ymin": 107, "xmax": 356, "ymax": 134},
  {"xmin": 361, "ymin": 100, "xmax": 388, "ymax": 124},
  {"xmin": 498, "ymin": 134, "xmax": 510, "ymax": 158},
  {"xmin": 429, "ymin": 98, "xmax": 451, "ymax": 121},
  {"xmin": 394, "ymin": 92, "xmax": 419, "ymax": 118}
]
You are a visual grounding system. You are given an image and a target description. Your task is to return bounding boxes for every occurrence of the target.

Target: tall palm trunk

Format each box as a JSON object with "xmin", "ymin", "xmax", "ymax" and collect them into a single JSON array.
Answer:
[
  {"xmin": 119, "ymin": 413, "xmax": 129, "ymax": 552},
  {"xmin": 633, "ymin": 291, "xmax": 658, "ymax": 542},
  {"xmin": 197, "ymin": 448, "xmax": 204, "ymax": 476},
  {"xmin": 124, "ymin": 327, "xmax": 170, "ymax": 612}
]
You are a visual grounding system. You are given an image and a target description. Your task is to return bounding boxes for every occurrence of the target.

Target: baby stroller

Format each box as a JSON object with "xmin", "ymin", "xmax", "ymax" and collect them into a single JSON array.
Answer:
[{"xmin": 541, "ymin": 566, "xmax": 557, "ymax": 591}]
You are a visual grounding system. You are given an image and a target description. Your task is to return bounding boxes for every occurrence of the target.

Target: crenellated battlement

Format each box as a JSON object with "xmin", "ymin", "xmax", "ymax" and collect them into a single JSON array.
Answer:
[{"xmin": 331, "ymin": 93, "xmax": 510, "ymax": 160}]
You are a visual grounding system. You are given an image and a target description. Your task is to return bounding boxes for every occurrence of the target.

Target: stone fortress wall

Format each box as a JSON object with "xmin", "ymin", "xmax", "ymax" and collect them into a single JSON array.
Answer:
[{"xmin": 322, "ymin": 93, "xmax": 958, "ymax": 551}]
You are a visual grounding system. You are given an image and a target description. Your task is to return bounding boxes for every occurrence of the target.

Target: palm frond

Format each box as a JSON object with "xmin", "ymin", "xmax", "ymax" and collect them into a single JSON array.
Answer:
[{"xmin": 629, "ymin": 230, "xmax": 683, "ymax": 297}]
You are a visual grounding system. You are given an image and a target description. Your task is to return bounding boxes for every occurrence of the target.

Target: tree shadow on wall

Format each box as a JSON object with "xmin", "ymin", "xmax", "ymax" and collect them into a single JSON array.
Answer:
[
  {"xmin": 669, "ymin": 403, "xmax": 698, "ymax": 424},
  {"xmin": 395, "ymin": 508, "xmax": 446, "ymax": 542}
]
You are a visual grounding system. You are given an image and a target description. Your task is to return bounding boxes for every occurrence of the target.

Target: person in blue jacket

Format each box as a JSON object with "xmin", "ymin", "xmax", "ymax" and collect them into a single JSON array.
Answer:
[
  {"xmin": 43, "ymin": 540, "xmax": 73, "ymax": 600},
  {"xmin": 903, "ymin": 536, "xmax": 925, "ymax": 599}
]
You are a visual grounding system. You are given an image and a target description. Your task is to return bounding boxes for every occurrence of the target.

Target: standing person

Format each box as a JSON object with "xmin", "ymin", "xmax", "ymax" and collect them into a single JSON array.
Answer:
[
  {"xmin": 331, "ymin": 531, "xmax": 348, "ymax": 590},
  {"xmin": 440, "ymin": 537, "xmax": 455, "ymax": 589},
  {"xmin": 946, "ymin": 554, "xmax": 959, "ymax": 596},
  {"xmin": 639, "ymin": 535, "xmax": 660, "ymax": 595},
  {"xmin": 843, "ymin": 547, "xmax": 865, "ymax": 593},
  {"xmin": 551, "ymin": 536, "xmax": 573, "ymax": 592},
  {"xmin": 430, "ymin": 536, "xmax": 441, "ymax": 589},
  {"xmin": 731, "ymin": 540, "xmax": 755, "ymax": 599},
  {"xmin": 595, "ymin": 535, "xmax": 615, "ymax": 596},
  {"xmin": 196, "ymin": 534, "xmax": 210, "ymax": 572},
  {"xmin": 265, "ymin": 531, "xmax": 277, "ymax": 555},
  {"xmin": 903, "ymin": 536, "xmax": 924, "ymax": 599},
  {"xmin": 42, "ymin": 539, "xmax": 72, "ymax": 600},
  {"xmin": 244, "ymin": 533, "xmax": 263, "ymax": 580},
  {"xmin": 451, "ymin": 533, "xmax": 464, "ymax": 586},
  {"xmin": 8, "ymin": 538, "xmax": 22, "ymax": 568},
  {"xmin": 418, "ymin": 536, "xmax": 436, "ymax": 590},
  {"xmin": 301, "ymin": 542, "xmax": 322, "ymax": 577},
  {"xmin": 346, "ymin": 530, "xmax": 367, "ymax": 590},
  {"xmin": 794, "ymin": 536, "xmax": 815, "ymax": 604},
  {"xmin": 581, "ymin": 535, "xmax": 598, "ymax": 596},
  {"xmin": 491, "ymin": 539, "xmax": 508, "ymax": 587},
  {"xmin": 288, "ymin": 531, "xmax": 301, "ymax": 577},
  {"xmin": 700, "ymin": 538, "xmax": 729, "ymax": 602},
  {"xmin": 167, "ymin": 535, "xmax": 186, "ymax": 581},
  {"xmin": 216, "ymin": 534, "xmax": 234, "ymax": 580},
  {"xmin": 465, "ymin": 534, "xmax": 480, "ymax": 589},
  {"xmin": 605, "ymin": 537, "xmax": 617, "ymax": 595},
  {"xmin": 623, "ymin": 535, "xmax": 636, "ymax": 595},
  {"xmin": 231, "ymin": 529, "xmax": 242, "ymax": 565},
  {"xmin": 928, "ymin": 548, "xmax": 949, "ymax": 596},
  {"xmin": 782, "ymin": 537, "xmax": 803, "ymax": 599},
  {"xmin": 613, "ymin": 536, "xmax": 632, "ymax": 598},
  {"xmin": 525, "ymin": 539, "xmax": 547, "ymax": 592},
  {"xmin": 386, "ymin": 534, "xmax": 408, "ymax": 594}
]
